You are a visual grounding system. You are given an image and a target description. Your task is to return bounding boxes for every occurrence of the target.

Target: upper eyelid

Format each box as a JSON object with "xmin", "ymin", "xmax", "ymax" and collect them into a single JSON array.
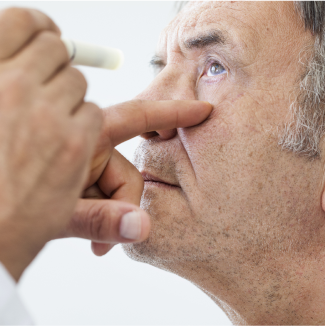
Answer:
[{"xmin": 204, "ymin": 55, "xmax": 224, "ymax": 68}]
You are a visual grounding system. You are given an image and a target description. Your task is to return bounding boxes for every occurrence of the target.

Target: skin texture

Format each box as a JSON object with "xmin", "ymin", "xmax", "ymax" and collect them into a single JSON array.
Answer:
[{"xmin": 123, "ymin": 2, "xmax": 325, "ymax": 324}]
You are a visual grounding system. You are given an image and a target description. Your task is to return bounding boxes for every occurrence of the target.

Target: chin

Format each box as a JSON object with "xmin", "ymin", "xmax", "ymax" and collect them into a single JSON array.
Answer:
[
  {"xmin": 121, "ymin": 224, "xmax": 175, "ymax": 268},
  {"xmin": 123, "ymin": 187, "xmax": 184, "ymax": 263},
  {"xmin": 122, "ymin": 241, "xmax": 154, "ymax": 264},
  {"xmin": 123, "ymin": 186, "xmax": 225, "ymax": 269},
  {"xmin": 122, "ymin": 241, "xmax": 172, "ymax": 273},
  {"xmin": 121, "ymin": 205, "xmax": 182, "ymax": 270}
]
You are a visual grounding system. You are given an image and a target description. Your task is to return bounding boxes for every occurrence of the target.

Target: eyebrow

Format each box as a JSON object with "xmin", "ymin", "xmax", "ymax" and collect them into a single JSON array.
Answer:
[
  {"xmin": 149, "ymin": 29, "xmax": 229, "ymax": 69},
  {"xmin": 184, "ymin": 29, "xmax": 227, "ymax": 49}
]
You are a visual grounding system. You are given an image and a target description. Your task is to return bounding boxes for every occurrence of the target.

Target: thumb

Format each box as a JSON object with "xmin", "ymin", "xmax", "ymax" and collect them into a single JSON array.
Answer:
[{"xmin": 60, "ymin": 198, "xmax": 151, "ymax": 255}]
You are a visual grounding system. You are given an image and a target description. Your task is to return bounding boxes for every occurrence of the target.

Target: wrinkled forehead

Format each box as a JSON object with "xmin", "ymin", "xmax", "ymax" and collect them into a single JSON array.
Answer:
[{"xmin": 156, "ymin": 1, "xmax": 304, "ymax": 60}]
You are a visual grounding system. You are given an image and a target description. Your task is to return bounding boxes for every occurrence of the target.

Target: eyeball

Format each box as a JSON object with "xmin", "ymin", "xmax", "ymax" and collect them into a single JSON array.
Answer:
[{"xmin": 207, "ymin": 62, "xmax": 226, "ymax": 77}]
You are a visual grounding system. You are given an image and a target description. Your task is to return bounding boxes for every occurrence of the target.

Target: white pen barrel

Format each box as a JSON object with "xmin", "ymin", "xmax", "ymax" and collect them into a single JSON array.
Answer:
[{"xmin": 62, "ymin": 38, "xmax": 124, "ymax": 70}]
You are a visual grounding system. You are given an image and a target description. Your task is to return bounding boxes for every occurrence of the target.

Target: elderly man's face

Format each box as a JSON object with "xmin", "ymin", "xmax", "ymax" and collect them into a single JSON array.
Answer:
[{"xmin": 124, "ymin": 1, "xmax": 325, "ymax": 291}]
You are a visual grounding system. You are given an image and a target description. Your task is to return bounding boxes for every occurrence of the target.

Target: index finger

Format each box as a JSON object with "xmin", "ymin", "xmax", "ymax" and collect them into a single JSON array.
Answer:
[
  {"xmin": 102, "ymin": 100, "xmax": 212, "ymax": 147},
  {"xmin": 0, "ymin": 7, "xmax": 60, "ymax": 59}
]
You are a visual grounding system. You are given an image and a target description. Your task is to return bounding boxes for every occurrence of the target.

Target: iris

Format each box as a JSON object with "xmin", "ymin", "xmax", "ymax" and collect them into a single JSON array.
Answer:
[{"xmin": 207, "ymin": 62, "xmax": 226, "ymax": 76}]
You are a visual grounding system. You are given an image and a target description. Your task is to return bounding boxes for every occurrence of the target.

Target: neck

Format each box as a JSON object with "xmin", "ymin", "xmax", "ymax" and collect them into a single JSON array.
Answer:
[{"xmin": 169, "ymin": 252, "xmax": 325, "ymax": 325}]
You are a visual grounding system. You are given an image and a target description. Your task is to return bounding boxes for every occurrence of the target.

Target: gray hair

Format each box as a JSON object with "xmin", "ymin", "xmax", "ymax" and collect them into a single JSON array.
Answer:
[
  {"xmin": 279, "ymin": 1, "xmax": 325, "ymax": 159},
  {"xmin": 177, "ymin": 1, "xmax": 325, "ymax": 159}
]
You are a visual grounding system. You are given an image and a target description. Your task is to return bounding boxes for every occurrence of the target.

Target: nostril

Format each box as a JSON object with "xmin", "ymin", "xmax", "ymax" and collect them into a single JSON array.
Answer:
[
  {"xmin": 140, "ymin": 129, "xmax": 177, "ymax": 140},
  {"xmin": 140, "ymin": 131, "xmax": 159, "ymax": 139},
  {"xmin": 156, "ymin": 129, "xmax": 177, "ymax": 140}
]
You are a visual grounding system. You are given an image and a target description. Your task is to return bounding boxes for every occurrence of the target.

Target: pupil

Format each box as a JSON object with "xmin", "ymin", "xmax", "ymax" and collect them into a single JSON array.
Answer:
[{"xmin": 211, "ymin": 64, "xmax": 219, "ymax": 74}]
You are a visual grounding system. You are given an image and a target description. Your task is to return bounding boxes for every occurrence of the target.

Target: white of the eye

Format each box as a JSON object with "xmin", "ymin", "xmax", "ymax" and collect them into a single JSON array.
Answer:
[{"xmin": 207, "ymin": 63, "xmax": 226, "ymax": 77}]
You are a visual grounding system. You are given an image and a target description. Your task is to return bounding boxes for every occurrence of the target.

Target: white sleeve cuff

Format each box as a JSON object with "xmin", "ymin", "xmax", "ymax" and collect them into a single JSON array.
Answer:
[{"xmin": 0, "ymin": 262, "xmax": 33, "ymax": 325}]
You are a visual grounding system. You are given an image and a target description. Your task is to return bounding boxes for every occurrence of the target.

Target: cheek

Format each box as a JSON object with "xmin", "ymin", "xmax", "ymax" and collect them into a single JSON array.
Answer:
[
  {"xmin": 177, "ymin": 110, "xmax": 239, "ymax": 215},
  {"xmin": 176, "ymin": 95, "xmax": 278, "ymax": 217},
  {"xmin": 177, "ymin": 93, "xmax": 244, "ymax": 179},
  {"xmin": 178, "ymin": 109, "xmax": 233, "ymax": 160}
]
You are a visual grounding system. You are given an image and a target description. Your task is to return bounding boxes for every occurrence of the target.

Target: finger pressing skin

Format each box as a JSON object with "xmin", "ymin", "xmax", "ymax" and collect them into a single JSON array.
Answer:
[
  {"xmin": 87, "ymin": 100, "xmax": 212, "ymax": 187},
  {"xmin": 94, "ymin": 149, "xmax": 144, "ymax": 205},
  {"xmin": 0, "ymin": 7, "xmax": 60, "ymax": 60},
  {"xmin": 102, "ymin": 100, "xmax": 212, "ymax": 147},
  {"xmin": 60, "ymin": 198, "xmax": 151, "ymax": 244}
]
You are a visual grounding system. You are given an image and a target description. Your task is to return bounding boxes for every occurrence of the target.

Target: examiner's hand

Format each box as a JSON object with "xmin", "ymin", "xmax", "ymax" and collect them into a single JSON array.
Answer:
[
  {"xmin": 61, "ymin": 100, "xmax": 212, "ymax": 256},
  {"xmin": 0, "ymin": 8, "xmax": 102, "ymax": 280}
]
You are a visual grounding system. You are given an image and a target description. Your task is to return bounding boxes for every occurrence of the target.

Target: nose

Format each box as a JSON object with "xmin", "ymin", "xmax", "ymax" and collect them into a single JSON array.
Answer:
[{"xmin": 135, "ymin": 65, "xmax": 196, "ymax": 140}]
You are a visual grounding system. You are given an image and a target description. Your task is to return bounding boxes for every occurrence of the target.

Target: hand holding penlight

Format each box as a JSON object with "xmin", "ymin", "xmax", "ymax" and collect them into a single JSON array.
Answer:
[{"xmin": 62, "ymin": 38, "xmax": 124, "ymax": 70}]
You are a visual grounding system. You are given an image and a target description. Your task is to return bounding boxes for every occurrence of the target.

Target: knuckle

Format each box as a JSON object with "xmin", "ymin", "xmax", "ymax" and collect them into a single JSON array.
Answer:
[
  {"xmin": 84, "ymin": 102, "xmax": 103, "ymax": 128},
  {"xmin": 34, "ymin": 31, "xmax": 69, "ymax": 62},
  {"xmin": 76, "ymin": 102, "xmax": 103, "ymax": 136},
  {"xmin": 1, "ymin": 7, "xmax": 35, "ymax": 30},
  {"xmin": 124, "ymin": 99, "xmax": 146, "ymax": 113},
  {"xmin": 67, "ymin": 67, "xmax": 88, "ymax": 92},
  {"xmin": 121, "ymin": 99, "xmax": 151, "ymax": 129},
  {"xmin": 37, "ymin": 31, "xmax": 64, "ymax": 50},
  {"xmin": 89, "ymin": 205, "xmax": 112, "ymax": 241}
]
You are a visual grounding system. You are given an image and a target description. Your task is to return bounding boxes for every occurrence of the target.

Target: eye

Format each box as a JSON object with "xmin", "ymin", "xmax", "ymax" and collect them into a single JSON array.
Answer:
[{"xmin": 207, "ymin": 62, "xmax": 226, "ymax": 77}]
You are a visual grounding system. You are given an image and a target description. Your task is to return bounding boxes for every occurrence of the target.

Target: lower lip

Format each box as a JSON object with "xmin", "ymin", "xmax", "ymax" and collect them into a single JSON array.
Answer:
[{"xmin": 144, "ymin": 181, "xmax": 180, "ymax": 190}]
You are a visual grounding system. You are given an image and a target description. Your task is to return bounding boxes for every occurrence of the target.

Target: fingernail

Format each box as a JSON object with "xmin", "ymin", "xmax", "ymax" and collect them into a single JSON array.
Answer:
[{"xmin": 120, "ymin": 211, "xmax": 142, "ymax": 240}]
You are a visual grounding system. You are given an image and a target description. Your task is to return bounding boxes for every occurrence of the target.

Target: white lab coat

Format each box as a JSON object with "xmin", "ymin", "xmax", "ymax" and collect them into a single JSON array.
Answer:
[{"xmin": 0, "ymin": 262, "xmax": 33, "ymax": 325}]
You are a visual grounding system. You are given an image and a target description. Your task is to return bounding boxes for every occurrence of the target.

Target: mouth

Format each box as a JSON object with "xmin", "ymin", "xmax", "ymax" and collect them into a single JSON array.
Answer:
[{"xmin": 141, "ymin": 172, "xmax": 180, "ymax": 189}]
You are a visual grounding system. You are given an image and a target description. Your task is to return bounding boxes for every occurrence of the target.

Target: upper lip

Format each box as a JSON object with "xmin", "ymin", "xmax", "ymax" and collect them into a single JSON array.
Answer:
[{"xmin": 141, "ymin": 172, "xmax": 180, "ymax": 188}]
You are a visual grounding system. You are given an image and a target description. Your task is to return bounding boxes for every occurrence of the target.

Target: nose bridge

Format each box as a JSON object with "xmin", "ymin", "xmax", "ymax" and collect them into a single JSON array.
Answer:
[{"xmin": 136, "ymin": 64, "xmax": 196, "ymax": 101}]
